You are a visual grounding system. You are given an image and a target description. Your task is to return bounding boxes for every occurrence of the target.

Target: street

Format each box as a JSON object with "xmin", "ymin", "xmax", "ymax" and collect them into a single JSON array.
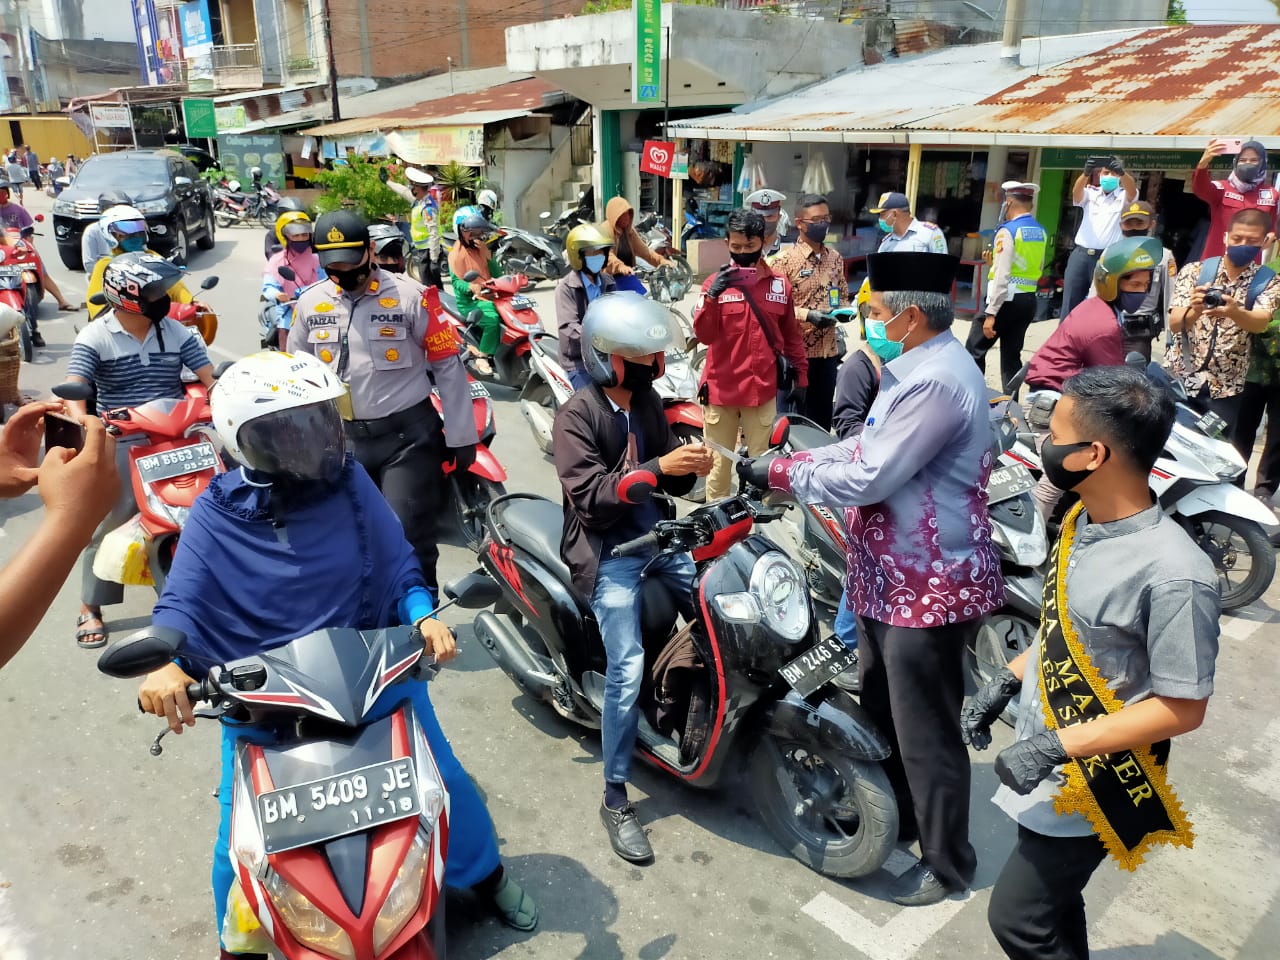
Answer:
[{"xmin": 0, "ymin": 190, "xmax": 1277, "ymax": 960}]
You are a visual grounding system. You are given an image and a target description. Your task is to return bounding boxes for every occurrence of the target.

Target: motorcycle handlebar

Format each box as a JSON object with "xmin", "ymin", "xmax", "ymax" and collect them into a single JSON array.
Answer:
[{"xmin": 611, "ymin": 531, "xmax": 661, "ymax": 558}]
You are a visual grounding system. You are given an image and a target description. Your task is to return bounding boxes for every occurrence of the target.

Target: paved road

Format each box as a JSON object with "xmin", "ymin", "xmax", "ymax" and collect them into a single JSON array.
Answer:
[{"xmin": 0, "ymin": 192, "xmax": 1276, "ymax": 960}]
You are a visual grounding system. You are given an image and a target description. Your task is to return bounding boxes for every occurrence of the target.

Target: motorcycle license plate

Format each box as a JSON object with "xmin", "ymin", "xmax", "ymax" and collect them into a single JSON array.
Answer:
[
  {"xmin": 1195, "ymin": 410, "xmax": 1228, "ymax": 438},
  {"xmin": 0, "ymin": 265, "xmax": 23, "ymax": 277},
  {"xmin": 257, "ymin": 759, "xmax": 421, "ymax": 854},
  {"xmin": 779, "ymin": 635, "xmax": 858, "ymax": 698},
  {"xmin": 511, "ymin": 295, "xmax": 535, "ymax": 311},
  {"xmin": 431, "ymin": 381, "xmax": 490, "ymax": 400},
  {"xmin": 987, "ymin": 464, "xmax": 1036, "ymax": 504},
  {"xmin": 135, "ymin": 442, "xmax": 219, "ymax": 484}
]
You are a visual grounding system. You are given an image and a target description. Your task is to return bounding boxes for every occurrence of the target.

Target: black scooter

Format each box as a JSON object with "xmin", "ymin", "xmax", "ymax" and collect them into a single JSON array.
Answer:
[{"xmin": 451, "ymin": 423, "xmax": 899, "ymax": 879}]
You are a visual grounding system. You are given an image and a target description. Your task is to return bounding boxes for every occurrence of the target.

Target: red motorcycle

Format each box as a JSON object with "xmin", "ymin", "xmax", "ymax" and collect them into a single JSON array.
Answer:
[
  {"xmin": 433, "ymin": 365, "xmax": 508, "ymax": 550},
  {"xmin": 52, "ymin": 379, "xmax": 223, "ymax": 589},
  {"xmin": 0, "ymin": 218, "xmax": 46, "ymax": 361},
  {"xmin": 440, "ymin": 271, "xmax": 542, "ymax": 388}
]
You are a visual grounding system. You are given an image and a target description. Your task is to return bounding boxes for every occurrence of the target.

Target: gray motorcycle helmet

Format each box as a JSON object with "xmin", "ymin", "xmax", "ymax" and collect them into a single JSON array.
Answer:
[
  {"xmin": 367, "ymin": 223, "xmax": 406, "ymax": 256},
  {"xmin": 582, "ymin": 292, "xmax": 677, "ymax": 387}
]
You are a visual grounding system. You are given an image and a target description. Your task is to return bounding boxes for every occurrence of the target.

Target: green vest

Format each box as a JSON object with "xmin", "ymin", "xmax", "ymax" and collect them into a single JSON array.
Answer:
[
  {"xmin": 410, "ymin": 198, "xmax": 435, "ymax": 246},
  {"xmin": 989, "ymin": 213, "xmax": 1047, "ymax": 292}
]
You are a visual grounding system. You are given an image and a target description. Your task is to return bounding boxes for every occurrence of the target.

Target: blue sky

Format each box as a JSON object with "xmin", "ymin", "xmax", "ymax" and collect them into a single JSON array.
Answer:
[{"xmin": 1185, "ymin": 0, "xmax": 1279, "ymax": 22}]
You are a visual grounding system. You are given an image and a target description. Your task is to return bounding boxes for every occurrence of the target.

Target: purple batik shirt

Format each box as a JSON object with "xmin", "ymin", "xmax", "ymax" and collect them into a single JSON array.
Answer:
[{"xmin": 771, "ymin": 330, "xmax": 1004, "ymax": 628}]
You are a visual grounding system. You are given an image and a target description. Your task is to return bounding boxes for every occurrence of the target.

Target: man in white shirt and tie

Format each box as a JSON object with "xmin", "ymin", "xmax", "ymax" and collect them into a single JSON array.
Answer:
[{"xmin": 1061, "ymin": 155, "xmax": 1137, "ymax": 319}]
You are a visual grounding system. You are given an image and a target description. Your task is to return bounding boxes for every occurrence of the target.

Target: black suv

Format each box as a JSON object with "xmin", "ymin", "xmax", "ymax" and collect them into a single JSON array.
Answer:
[{"xmin": 52, "ymin": 149, "xmax": 216, "ymax": 270}]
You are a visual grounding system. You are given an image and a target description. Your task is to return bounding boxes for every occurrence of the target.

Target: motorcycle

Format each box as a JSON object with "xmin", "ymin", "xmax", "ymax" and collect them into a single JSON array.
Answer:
[
  {"xmin": 96, "ymin": 623, "xmax": 451, "ymax": 959},
  {"xmin": 52, "ymin": 378, "xmax": 224, "ymax": 591},
  {"xmin": 214, "ymin": 182, "xmax": 276, "ymax": 228},
  {"xmin": 491, "ymin": 226, "xmax": 568, "ymax": 288},
  {"xmin": 459, "ymin": 425, "xmax": 900, "ymax": 879},
  {"xmin": 539, "ymin": 190, "xmax": 594, "ymax": 243},
  {"xmin": 1006, "ymin": 355, "xmax": 1279, "ymax": 611},
  {"xmin": 0, "ymin": 218, "xmax": 46, "ymax": 361},
  {"xmin": 438, "ymin": 271, "xmax": 542, "ymax": 388},
  {"xmin": 434, "ymin": 364, "xmax": 507, "ymax": 551}
]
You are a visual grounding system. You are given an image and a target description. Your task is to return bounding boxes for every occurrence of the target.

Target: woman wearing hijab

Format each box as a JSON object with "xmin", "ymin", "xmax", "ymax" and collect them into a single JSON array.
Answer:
[{"xmin": 1194, "ymin": 138, "xmax": 1278, "ymax": 260}]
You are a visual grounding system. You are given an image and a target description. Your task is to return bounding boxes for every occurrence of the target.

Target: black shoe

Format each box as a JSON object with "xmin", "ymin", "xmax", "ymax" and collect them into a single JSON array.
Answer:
[
  {"xmin": 600, "ymin": 801, "xmax": 654, "ymax": 864},
  {"xmin": 31, "ymin": 332, "xmax": 45, "ymax": 348},
  {"xmin": 889, "ymin": 861, "xmax": 963, "ymax": 907}
]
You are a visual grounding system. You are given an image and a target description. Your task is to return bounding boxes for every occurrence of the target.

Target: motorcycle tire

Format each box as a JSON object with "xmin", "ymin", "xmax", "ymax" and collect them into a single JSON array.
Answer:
[
  {"xmin": 1181, "ymin": 510, "xmax": 1276, "ymax": 611},
  {"xmin": 672, "ymin": 423, "xmax": 707, "ymax": 503},
  {"xmin": 750, "ymin": 732, "xmax": 897, "ymax": 879},
  {"xmin": 966, "ymin": 609, "xmax": 1037, "ymax": 726},
  {"xmin": 258, "ymin": 205, "xmax": 278, "ymax": 229},
  {"xmin": 214, "ymin": 207, "xmax": 236, "ymax": 229},
  {"xmin": 452, "ymin": 473, "xmax": 506, "ymax": 552}
]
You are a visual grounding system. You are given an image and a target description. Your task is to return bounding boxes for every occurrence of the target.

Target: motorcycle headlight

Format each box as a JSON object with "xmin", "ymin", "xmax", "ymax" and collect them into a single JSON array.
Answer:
[
  {"xmin": 1198, "ymin": 448, "xmax": 1246, "ymax": 481},
  {"xmin": 143, "ymin": 484, "xmax": 190, "ymax": 527},
  {"xmin": 52, "ymin": 198, "xmax": 76, "ymax": 216},
  {"xmin": 263, "ymin": 871, "xmax": 356, "ymax": 960},
  {"xmin": 751, "ymin": 551, "xmax": 810, "ymax": 640},
  {"xmin": 372, "ymin": 833, "xmax": 430, "ymax": 953},
  {"xmin": 135, "ymin": 199, "xmax": 168, "ymax": 215},
  {"xmin": 713, "ymin": 592, "xmax": 761, "ymax": 623}
]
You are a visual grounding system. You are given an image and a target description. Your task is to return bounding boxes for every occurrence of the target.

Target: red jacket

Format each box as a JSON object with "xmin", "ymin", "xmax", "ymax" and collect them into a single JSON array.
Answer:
[
  {"xmin": 1025, "ymin": 295, "xmax": 1124, "ymax": 392},
  {"xmin": 693, "ymin": 260, "xmax": 808, "ymax": 407},
  {"xmin": 1192, "ymin": 167, "xmax": 1278, "ymax": 260}
]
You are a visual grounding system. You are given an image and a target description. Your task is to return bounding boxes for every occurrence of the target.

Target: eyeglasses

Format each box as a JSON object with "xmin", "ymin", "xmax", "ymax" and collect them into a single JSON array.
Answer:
[{"xmin": 797, "ymin": 218, "xmax": 831, "ymax": 227}]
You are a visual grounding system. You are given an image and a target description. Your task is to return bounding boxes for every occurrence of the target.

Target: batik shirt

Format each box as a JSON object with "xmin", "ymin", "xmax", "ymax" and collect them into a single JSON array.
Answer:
[
  {"xmin": 772, "ymin": 242, "xmax": 849, "ymax": 359},
  {"xmin": 770, "ymin": 331, "xmax": 1004, "ymax": 628}
]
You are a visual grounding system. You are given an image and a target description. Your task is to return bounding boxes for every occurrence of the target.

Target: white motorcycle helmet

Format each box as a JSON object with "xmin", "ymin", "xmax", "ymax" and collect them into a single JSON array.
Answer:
[
  {"xmin": 476, "ymin": 188, "xmax": 498, "ymax": 212},
  {"xmin": 100, "ymin": 204, "xmax": 148, "ymax": 244},
  {"xmin": 212, "ymin": 351, "xmax": 349, "ymax": 483},
  {"xmin": 227, "ymin": 179, "xmax": 242, "ymax": 193}
]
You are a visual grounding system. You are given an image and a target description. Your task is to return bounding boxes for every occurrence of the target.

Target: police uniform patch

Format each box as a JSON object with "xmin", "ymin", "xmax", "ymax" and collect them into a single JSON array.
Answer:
[
  {"xmin": 320, "ymin": 348, "xmax": 333, "ymax": 362},
  {"xmin": 314, "ymin": 302, "xmax": 334, "ymax": 313},
  {"xmin": 316, "ymin": 330, "xmax": 332, "ymax": 341},
  {"xmin": 379, "ymin": 326, "xmax": 397, "ymax": 337},
  {"xmin": 1168, "ymin": 258, "xmax": 1177, "ymax": 278},
  {"xmin": 369, "ymin": 279, "xmax": 380, "ymax": 294},
  {"xmin": 379, "ymin": 297, "xmax": 399, "ymax": 308},
  {"xmin": 385, "ymin": 348, "xmax": 400, "ymax": 362}
]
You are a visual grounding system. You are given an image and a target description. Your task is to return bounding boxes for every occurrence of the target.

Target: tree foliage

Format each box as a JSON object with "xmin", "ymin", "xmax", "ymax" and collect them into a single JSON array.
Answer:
[
  {"xmin": 1166, "ymin": 0, "xmax": 1188, "ymax": 24},
  {"xmin": 312, "ymin": 155, "xmax": 410, "ymax": 222}
]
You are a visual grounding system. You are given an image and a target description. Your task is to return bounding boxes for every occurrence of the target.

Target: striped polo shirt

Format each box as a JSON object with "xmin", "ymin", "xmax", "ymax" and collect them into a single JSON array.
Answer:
[{"xmin": 67, "ymin": 312, "xmax": 211, "ymax": 414}]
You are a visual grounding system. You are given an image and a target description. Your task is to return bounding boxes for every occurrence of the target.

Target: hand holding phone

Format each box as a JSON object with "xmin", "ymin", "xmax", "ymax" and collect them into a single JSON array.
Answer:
[
  {"xmin": 44, "ymin": 411, "xmax": 86, "ymax": 453},
  {"xmin": 1218, "ymin": 137, "xmax": 1245, "ymax": 155}
]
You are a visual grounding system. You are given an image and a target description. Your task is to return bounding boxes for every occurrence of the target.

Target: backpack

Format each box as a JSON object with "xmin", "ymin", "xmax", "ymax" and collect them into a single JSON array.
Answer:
[{"xmin": 1196, "ymin": 257, "xmax": 1276, "ymax": 309}]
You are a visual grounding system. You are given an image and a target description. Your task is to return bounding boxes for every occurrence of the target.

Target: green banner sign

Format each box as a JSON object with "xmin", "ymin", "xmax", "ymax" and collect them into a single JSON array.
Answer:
[
  {"xmin": 182, "ymin": 98, "xmax": 218, "ymax": 139},
  {"xmin": 217, "ymin": 133, "xmax": 287, "ymax": 190},
  {"xmin": 1039, "ymin": 147, "xmax": 1231, "ymax": 172},
  {"xmin": 633, "ymin": 0, "xmax": 662, "ymax": 105}
]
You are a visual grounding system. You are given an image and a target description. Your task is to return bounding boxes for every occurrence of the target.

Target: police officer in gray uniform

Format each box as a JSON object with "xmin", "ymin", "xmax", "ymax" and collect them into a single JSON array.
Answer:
[{"xmin": 288, "ymin": 211, "xmax": 478, "ymax": 595}]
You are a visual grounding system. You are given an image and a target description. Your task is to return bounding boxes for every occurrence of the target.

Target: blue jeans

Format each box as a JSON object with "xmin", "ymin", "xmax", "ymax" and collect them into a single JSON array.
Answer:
[
  {"xmin": 212, "ymin": 680, "xmax": 500, "ymax": 949},
  {"xmin": 834, "ymin": 584, "xmax": 859, "ymax": 650},
  {"xmin": 1060, "ymin": 246, "xmax": 1101, "ymax": 321},
  {"xmin": 589, "ymin": 552, "xmax": 696, "ymax": 785}
]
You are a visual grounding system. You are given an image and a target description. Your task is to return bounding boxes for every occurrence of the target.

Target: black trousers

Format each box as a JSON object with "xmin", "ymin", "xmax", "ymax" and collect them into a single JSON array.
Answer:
[
  {"xmin": 966, "ymin": 292, "xmax": 1038, "ymax": 394},
  {"xmin": 414, "ymin": 248, "xmax": 443, "ymax": 289},
  {"xmin": 988, "ymin": 825, "xmax": 1107, "ymax": 960},
  {"xmin": 803, "ymin": 354, "xmax": 841, "ymax": 431},
  {"xmin": 857, "ymin": 615, "xmax": 978, "ymax": 889},
  {"xmin": 346, "ymin": 401, "xmax": 447, "ymax": 592},
  {"xmin": 1233, "ymin": 380, "xmax": 1280, "ymax": 496},
  {"xmin": 1061, "ymin": 246, "xmax": 1101, "ymax": 321}
]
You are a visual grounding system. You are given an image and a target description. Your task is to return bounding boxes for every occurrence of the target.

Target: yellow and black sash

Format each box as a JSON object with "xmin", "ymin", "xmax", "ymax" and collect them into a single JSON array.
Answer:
[{"xmin": 1037, "ymin": 503, "xmax": 1196, "ymax": 870}]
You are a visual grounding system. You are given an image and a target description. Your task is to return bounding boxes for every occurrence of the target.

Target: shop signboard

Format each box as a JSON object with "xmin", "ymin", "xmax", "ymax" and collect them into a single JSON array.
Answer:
[
  {"xmin": 385, "ymin": 126, "xmax": 484, "ymax": 166},
  {"xmin": 1039, "ymin": 147, "xmax": 1231, "ymax": 171},
  {"xmin": 180, "ymin": 0, "xmax": 215, "ymax": 92},
  {"xmin": 91, "ymin": 104, "xmax": 134, "ymax": 130},
  {"xmin": 633, "ymin": 0, "xmax": 662, "ymax": 105},
  {"xmin": 215, "ymin": 105, "xmax": 249, "ymax": 133},
  {"xmin": 640, "ymin": 140, "xmax": 675, "ymax": 178},
  {"xmin": 217, "ymin": 133, "xmax": 287, "ymax": 189},
  {"xmin": 671, "ymin": 153, "xmax": 689, "ymax": 180},
  {"xmin": 182, "ymin": 98, "xmax": 218, "ymax": 138}
]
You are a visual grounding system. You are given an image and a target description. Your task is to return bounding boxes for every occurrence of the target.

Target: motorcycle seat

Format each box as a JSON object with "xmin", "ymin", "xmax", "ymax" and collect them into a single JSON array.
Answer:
[
  {"xmin": 438, "ymin": 290, "xmax": 462, "ymax": 319},
  {"xmin": 498, "ymin": 497, "xmax": 577, "ymax": 593}
]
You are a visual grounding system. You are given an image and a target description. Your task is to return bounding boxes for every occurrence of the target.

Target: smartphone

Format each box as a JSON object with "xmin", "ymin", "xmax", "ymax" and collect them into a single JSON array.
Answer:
[
  {"xmin": 44, "ymin": 412, "xmax": 85, "ymax": 453},
  {"xmin": 1219, "ymin": 137, "xmax": 1245, "ymax": 154}
]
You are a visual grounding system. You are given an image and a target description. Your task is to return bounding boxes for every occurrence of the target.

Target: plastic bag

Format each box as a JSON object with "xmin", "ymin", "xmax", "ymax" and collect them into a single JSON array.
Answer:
[
  {"xmin": 221, "ymin": 878, "xmax": 275, "ymax": 955},
  {"xmin": 92, "ymin": 515, "xmax": 154, "ymax": 586}
]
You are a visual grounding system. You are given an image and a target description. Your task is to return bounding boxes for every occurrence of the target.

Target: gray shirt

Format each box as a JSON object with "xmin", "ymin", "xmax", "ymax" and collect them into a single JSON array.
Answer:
[
  {"xmin": 81, "ymin": 222, "xmax": 115, "ymax": 272},
  {"xmin": 994, "ymin": 504, "xmax": 1220, "ymax": 836},
  {"xmin": 287, "ymin": 267, "xmax": 478, "ymax": 446}
]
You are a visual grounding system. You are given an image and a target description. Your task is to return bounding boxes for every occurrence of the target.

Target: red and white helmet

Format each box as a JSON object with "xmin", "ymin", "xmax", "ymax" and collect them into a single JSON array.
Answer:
[{"xmin": 101, "ymin": 252, "xmax": 184, "ymax": 316}]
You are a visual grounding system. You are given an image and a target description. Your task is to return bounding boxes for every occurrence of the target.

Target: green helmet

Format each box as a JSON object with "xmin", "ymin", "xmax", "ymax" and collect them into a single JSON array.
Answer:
[{"xmin": 1093, "ymin": 236, "xmax": 1163, "ymax": 302}]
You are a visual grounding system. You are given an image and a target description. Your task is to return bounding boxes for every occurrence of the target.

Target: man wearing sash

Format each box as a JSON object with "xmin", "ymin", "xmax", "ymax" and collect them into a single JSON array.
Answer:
[{"xmin": 962, "ymin": 365, "xmax": 1220, "ymax": 959}]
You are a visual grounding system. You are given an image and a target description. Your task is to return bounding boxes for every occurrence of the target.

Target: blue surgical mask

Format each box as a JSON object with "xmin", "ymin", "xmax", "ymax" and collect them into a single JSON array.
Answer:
[
  {"xmin": 864, "ymin": 311, "xmax": 908, "ymax": 362},
  {"xmin": 1099, "ymin": 175, "xmax": 1120, "ymax": 193},
  {"xmin": 877, "ymin": 218, "xmax": 892, "ymax": 233},
  {"xmin": 118, "ymin": 234, "xmax": 147, "ymax": 253},
  {"xmin": 584, "ymin": 253, "xmax": 606, "ymax": 274}
]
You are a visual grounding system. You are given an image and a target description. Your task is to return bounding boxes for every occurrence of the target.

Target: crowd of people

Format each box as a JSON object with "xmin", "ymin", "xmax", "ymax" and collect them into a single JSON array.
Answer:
[{"xmin": 0, "ymin": 135, "xmax": 1267, "ymax": 958}]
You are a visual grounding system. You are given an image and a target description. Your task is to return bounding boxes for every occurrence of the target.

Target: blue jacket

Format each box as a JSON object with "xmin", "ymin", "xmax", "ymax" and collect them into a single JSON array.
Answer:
[{"xmin": 152, "ymin": 458, "xmax": 431, "ymax": 668}]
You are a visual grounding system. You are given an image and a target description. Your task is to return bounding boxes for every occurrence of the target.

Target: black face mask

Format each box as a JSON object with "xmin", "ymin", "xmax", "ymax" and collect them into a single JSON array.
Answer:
[
  {"xmin": 1235, "ymin": 162, "xmax": 1262, "ymax": 183},
  {"xmin": 1041, "ymin": 438, "xmax": 1108, "ymax": 491},
  {"xmin": 327, "ymin": 259, "xmax": 371, "ymax": 292},
  {"xmin": 142, "ymin": 294, "xmax": 171, "ymax": 322},
  {"xmin": 619, "ymin": 359, "xmax": 659, "ymax": 393},
  {"xmin": 1120, "ymin": 227, "xmax": 1149, "ymax": 238},
  {"xmin": 730, "ymin": 249, "xmax": 762, "ymax": 267}
]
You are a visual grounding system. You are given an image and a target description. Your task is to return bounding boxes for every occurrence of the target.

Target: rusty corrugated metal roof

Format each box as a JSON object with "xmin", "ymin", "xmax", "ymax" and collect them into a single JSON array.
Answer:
[{"xmin": 910, "ymin": 25, "xmax": 1280, "ymax": 139}]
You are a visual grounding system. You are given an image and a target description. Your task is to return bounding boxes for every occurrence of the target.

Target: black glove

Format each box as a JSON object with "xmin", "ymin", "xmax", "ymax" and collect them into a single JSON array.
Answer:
[
  {"xmin": 960, "ymin": 668, "xmax": 1022, "ymax": 750},
  {"xmin": 994, "ymin": 730, "xmax": 1069, "ymax": 795},
  {"xmin": 379, "ymin": 166, "xmax": 390, "ymax": 184},
  {"xmin": 736, "ymin": 456, "xmax": 775, "ymax": 492},
  {"xmin": 787, "ymin": 386, "xmax": 807, "ymax": 410},
  {"xmin": 1109, "ymin": 155, "xmax": 1125, "ymax": 175},
  {"xmin": 451, "ymin": 444, "xmax": 477, "ymax": 473},
  {"xmin": 807, "ymin": 311, "xmax": 837, "ymax": 329},
  {"xmin": 707, "ymin": 263, "xmax": 736, "ymax": 298},
  {"xmin": 1083, "ymin": 157, "xmax": 1097, "ymax": 176}
]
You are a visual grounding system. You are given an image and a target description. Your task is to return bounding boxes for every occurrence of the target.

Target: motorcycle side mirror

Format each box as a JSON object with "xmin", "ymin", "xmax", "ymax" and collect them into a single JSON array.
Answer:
[
  {"xmin": 769, "ymin": 417, "xmax": 791, "ymax": 449},
  {"xmin": 34, "ymin": 214, "xmax": 44, "ymax": 223},
  {"xmin": 88, "ymin": 292, "xmax": 107, "ymax": 307},
  {"xmin": 97, "ymin": 626, "xmax": 187, "ymax": 679},
  {"xmin": 617, "ymin": 469, "xmax": 658, "ymax": 504},
  {"xmin": 466, "ymin": 309, "xmax": 484, "ymax": 326},
  {"xmin": 539, "ymin": 211, "xmax": 551, "ymax": 220},
  {"xmin": 52, "ymin": 379, "xmax": 94, "ymax": 402},
  {"xmin": 462, "ymin": 270, "xmax": 481, "ymax": 282},
  {"xmin": 200, "ymin": 275, "xmax": 219, "ymax": 291},
  {"xmin": 55, "ymin": 176, "xmax": 70, "ymax": 187},
  {"xmin": 1124, "ymin": 351, "xmax": 1146, "ymax": 369},
  {"xmin": 442, "ymin": 572, "xmax": 502, "ymax": 609},
  {"xmin": 174, "ymin": 176, "xmax": 193, "ymax": 187},
  {"xmin": 277, "ymin": 265, "xmax": 296, "ymax": 282}
]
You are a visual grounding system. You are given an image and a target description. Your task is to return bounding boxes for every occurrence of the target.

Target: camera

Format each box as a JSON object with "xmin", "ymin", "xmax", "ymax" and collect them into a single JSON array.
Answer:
[
  {"xmin": 1203, "ymin": 287, "xmax": 1227, "ymax": 309},
  {"xmin": 1120, "ymin": 312, "xmax": 1159, "ymax": 340}
]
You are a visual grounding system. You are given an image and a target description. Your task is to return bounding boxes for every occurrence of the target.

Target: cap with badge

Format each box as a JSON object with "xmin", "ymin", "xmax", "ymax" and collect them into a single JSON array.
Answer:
[
  {"xmin": 313, "ymin": 210, "xmax": 371, "ymax": 268},
  {"xmin": 746, "ymin": 188, "xmax": 786, "ymax": 213},
  {"xmin": 866, "ymin": 251, "xmax": 959, "ymax": 294},
  {"xmin": 1120, "ymin": 200, "xmax": 1155, "ymax": 223},
  {"xmin": 1000, "ymin": 180, "xmax": 1040, "ymax": 200},
  {"xmin": 869, "ymin": 191, "xmax": 910, "ymax": 214},
  {"xmin": 405, "ymin": 167, "xmax": 434, "ymax": 186}
]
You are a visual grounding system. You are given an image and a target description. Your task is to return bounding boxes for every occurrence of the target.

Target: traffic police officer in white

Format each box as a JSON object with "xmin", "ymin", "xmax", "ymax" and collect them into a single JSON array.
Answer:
[
  {"xmin": 871, "ymin": 191, "xmax": 948, "ymax": 253},
  {"xmin": 288, "ymin": 210, "xmax": 478, "ymax": 596},
  {"xmin": 386, "ymin": 166, "xmax": 442, "ymax": 288}
]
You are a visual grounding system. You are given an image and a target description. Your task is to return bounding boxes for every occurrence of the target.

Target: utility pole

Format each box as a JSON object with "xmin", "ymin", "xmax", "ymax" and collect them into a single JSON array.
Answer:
[
  {"xmin": 322, "ymin": 0, "xmax": 341, "ymax": 121},
  {"xmin": 1001, "ymin": 0, "xmax": 1026, "ymax": 66}
]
